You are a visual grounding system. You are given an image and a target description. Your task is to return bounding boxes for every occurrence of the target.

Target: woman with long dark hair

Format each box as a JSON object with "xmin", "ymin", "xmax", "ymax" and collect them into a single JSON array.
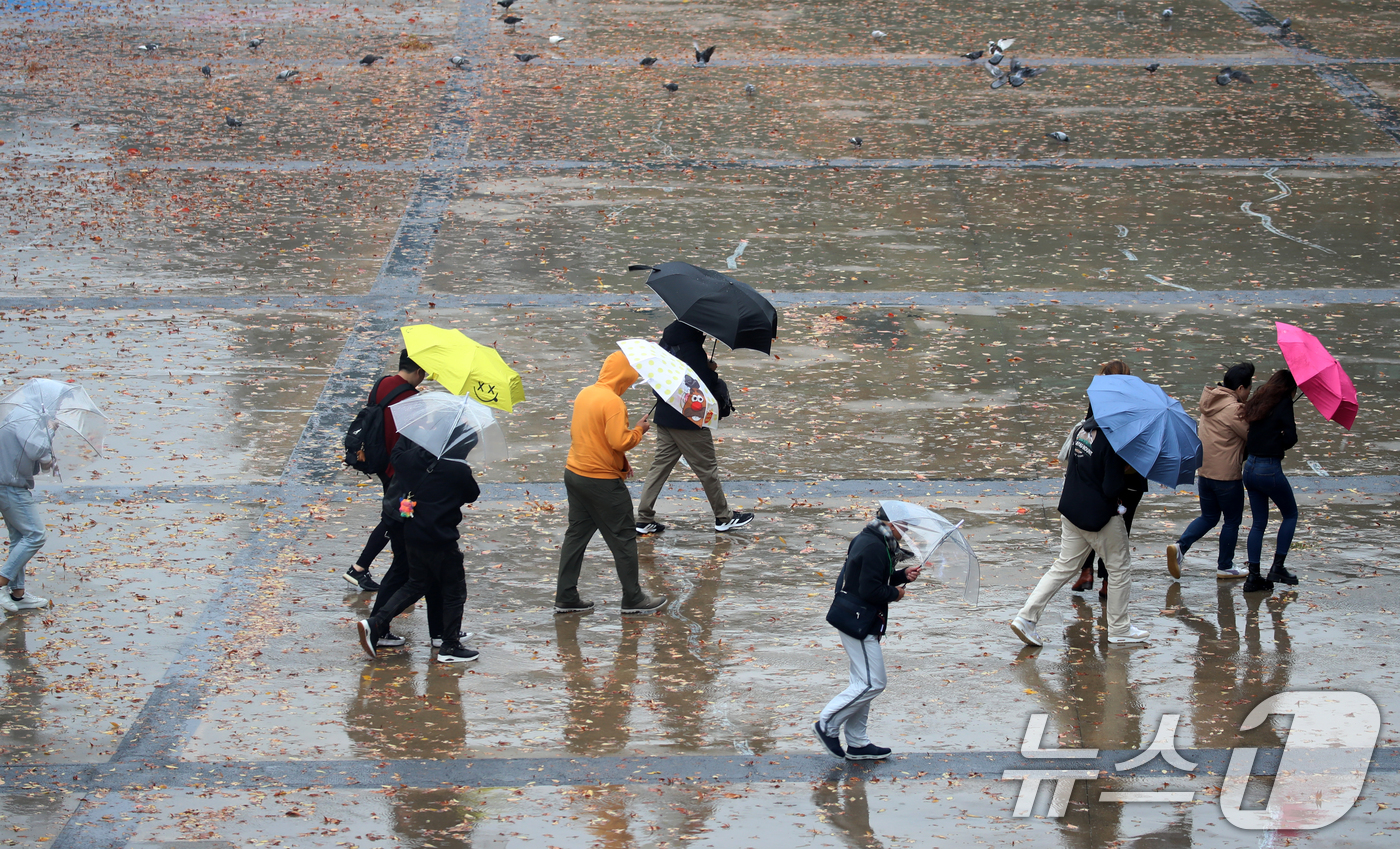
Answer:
[{"xmin": 1240, "ymin": 369, "xmax": 1300, "ymax": 594}]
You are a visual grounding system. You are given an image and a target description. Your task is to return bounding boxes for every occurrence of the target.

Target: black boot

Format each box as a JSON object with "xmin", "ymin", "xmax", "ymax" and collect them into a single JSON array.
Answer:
[
  {"xmin": 1266, "ymin": 553, "xmax": 1299, "ymax": 586},
  {"xmin": 1242, "ymin": 561, "xmax": 1273, "ymax": 594}
]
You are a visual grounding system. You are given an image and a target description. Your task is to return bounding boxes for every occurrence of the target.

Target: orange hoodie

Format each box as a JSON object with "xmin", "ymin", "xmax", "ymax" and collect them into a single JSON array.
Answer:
[{"xmin": 565, "ymin": 351, "xmax": 646, "ymax": 479}]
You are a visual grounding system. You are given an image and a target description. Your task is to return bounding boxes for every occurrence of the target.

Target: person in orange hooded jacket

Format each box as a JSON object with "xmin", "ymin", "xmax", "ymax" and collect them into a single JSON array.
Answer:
[{"xmin": 553, "ymin": 351, "xmax": 669, "ymax": 616}]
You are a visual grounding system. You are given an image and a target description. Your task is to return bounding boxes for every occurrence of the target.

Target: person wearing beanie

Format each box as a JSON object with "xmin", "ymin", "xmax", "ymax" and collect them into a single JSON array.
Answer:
[
  {"xmin": 553, "ymin": 351, "xmax": 668, "ymax": 616},
  {"xmin": 1166, "ymin": 363, "xmax": 1255, "ymax": 580}
]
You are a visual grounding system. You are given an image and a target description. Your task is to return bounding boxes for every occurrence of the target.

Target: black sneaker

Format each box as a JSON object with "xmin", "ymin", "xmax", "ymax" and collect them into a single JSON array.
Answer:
[
  {"xmin": 620, "ymin": 593, "xmax": 667, "ymax": 615},
  {"xmin": 813, "ymin": 720, "xmax": 845, "ymax": 759},
  {"xmin": 715, "ymin": 511, "xmax": 754, "ymax": 532},
  {"xmin": 431, "ymin": 631, "xmax": 474, "ymax": 647},
  {"xmin": 554, "ymin": 598, "xmax": 596, "ymax": 615},
  {"xmin": 845, "ymin": 743, "xmax": 892, "ymax": 761},
  {"xmin": 377, "ymin": 632, "xmax": 406, "ymax": 647},
  {"xmin": 356, "ymin": 619, "xmax": 377, "ymax": 659},
  {"xmin": 635, "ymin": 521, "xmax": 665, "ymax": 535},
  {"xmin": 437, "ymin": 646, "xmax": 479, "ymax": 664},
  {"xmin": 343, "ymin": 566, "xmax": 380, "ymax": 592}
]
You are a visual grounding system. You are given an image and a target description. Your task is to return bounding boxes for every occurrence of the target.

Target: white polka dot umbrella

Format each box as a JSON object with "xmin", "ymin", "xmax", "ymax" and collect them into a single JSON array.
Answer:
[{"xmin": 617, "ymin": 339, "xmax": 719, "ymax": 429}]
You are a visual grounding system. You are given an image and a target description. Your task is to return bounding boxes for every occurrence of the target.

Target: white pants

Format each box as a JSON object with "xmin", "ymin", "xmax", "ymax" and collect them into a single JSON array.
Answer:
[
  {"xmin": 1018, "ymin": 516, "xmax": 1133, "ymax": 639},
  {"xmin": 819, "ymin": 632, "xmax": 887, "ymax": 748}
]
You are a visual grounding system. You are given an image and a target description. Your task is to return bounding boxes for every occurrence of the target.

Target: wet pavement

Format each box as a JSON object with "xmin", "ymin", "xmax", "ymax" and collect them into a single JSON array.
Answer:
[{"xmin": 4, "ymin": 1, "xmax": 1400, "ymax": 847}]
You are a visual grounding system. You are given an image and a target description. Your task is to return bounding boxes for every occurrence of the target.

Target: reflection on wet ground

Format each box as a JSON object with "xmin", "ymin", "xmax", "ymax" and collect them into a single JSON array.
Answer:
[{"xmin": 5, "ymin": 0, "xmax": 1400, "ymax": 846}]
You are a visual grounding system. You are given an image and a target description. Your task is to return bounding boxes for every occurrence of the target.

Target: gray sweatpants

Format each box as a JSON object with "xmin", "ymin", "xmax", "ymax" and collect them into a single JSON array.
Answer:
[{"xmin": 819, "ymin": 632, "xmax": 887, "ymax": 748}]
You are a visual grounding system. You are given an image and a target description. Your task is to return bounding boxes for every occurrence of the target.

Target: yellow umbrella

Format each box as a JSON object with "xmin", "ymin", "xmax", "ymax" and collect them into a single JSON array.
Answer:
[{"xmin": 399, "ymin": 324, "xmax": 526, "ymax": 412}]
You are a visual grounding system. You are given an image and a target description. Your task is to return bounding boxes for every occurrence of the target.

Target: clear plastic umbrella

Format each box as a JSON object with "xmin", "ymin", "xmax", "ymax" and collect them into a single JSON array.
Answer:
[
  {"xmin": 879, "ymin": 500, "xmax": 980, "ymax": 605},
  {"xmin": 0, "ymin": 378, "xmax": 108, "ymax": 481},
  {"xmin": 387, "ymin": 391, "xmax": 508, "ymax": 465}
]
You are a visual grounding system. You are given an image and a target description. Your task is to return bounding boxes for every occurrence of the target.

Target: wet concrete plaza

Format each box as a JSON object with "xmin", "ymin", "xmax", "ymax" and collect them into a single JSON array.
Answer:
[{"xmin": 3, "ymin": 0, "xmax": 1400, "ymax": 847}]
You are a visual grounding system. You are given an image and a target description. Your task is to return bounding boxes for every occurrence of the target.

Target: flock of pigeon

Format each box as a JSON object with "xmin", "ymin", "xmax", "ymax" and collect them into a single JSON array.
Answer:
[{"xmin": 135, "ymin": 4, "xmax": 1292, "ymax": 143}]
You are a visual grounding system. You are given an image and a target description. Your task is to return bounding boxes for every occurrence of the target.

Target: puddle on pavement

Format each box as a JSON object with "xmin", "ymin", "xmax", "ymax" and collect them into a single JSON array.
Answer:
[
  {"xmin": 487, "ymin": 0, "xmax": 1283, "ymax": 60},
  {"xmin": 181, "ymin": 491, "xmax": 1400, "ymax": 763},
  {"xmin": 466, "ymin": 64, "xmax": 1394, "ymax": 162},
  {"xmin": 1, "ymin": 169, "xmax": 415, "ymax": 295},
  {"xmin": 381, "ymin": 302, "xmax": 1398, "ymax": 483},
  {"xmin": 2, "ymin": 308, "xmax": 351, "ymax": 485},
  {"xmin": 0, "ymin": 499, "xmax": 247, "ymax": 764},
  {"xmin": 428, "ymin": 168, "xmax": 1400, "ymax": 295}
]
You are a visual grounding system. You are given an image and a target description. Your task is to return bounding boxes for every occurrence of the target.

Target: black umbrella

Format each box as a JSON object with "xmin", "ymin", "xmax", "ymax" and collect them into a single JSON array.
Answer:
[{"xmin": 628, "ymin": 262, "xmax": 779, "ymax": 355}]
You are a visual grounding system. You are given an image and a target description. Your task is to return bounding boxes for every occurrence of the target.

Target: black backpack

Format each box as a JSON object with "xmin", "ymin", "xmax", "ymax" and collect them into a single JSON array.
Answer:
[{"xmin": 343, "ymin": 377, "xmax": 416, "ymax": 476}]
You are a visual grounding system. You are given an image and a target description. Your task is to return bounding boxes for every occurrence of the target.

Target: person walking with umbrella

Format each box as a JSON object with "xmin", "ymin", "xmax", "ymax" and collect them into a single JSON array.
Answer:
[
  {"xmin": 553, "ymin": 351, "xmax": 667, "ymax": 616},
  {"xmin": 1240, "ymin": 369, "xmax": 1300, "ymax": 593},
  {"xmin": 814, "ymin": 505, "xmax": 922, "ymax": 761},
  {"xmin": 1166, "ymin": 363, "xmax": 1255, "ymax": 581},
  {"xmin": 635, "ymin": 320, "xmax": 753, "ymax": 535},
  {"xmin": 0, "ymin": 379, "xmax": 107, "ymax": 614}
]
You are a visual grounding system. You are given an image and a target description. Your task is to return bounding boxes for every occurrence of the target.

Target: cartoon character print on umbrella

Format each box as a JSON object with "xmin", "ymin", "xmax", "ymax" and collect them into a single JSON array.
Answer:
[{"xmin": 678, "ymin": 375, "xmax": 715, "ymax": 427}]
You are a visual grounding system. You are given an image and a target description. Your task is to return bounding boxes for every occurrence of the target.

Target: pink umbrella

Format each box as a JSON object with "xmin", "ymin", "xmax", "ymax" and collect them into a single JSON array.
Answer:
[{"xmin": 1275, "ymin": 321, "xmax": 1358, "ymax": 430}]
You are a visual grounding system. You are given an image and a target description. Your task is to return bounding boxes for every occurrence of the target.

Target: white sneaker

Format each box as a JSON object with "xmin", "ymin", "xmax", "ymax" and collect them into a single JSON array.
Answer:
[
  {"xmin": 0, "ymin": 594, "xmax": 17, "ymax": 614},
  {"xmin": 10, "ymin": 594, "xmax": 49, "ymax": 610},
  {"xmin": 1216, "ymin": 566, "xmax": 1248, "ymax": 579},
  {"xmin": 1107, "ymin": 626, "xmax": 1151, "ymax": 644},
  {"xmin": 1166, "ymin": 544, "xmax": 1185, "ymax": 579},
  {"xmin": 1010, "ymin": 616, "xmax": 1043, "ymax": 647}
]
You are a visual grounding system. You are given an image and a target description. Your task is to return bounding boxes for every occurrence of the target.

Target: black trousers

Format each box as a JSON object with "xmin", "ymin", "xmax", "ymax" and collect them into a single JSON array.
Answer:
[
  {"xmin": 368, "ymin": 543, "xmax": 466, "ymax": 649},
  {"xmin": 355, "ymin": 472, "xmax": 395, "ymax": 569},
  {"xmin": 367, "ymin": 523, "xmax": 444, "ymax": 638}
]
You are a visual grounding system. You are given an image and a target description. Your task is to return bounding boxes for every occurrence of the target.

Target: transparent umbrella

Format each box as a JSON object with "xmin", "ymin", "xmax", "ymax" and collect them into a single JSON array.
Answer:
[
  {"xmin": 879, "ymin": 500, "xmax": 980, "ymax": 605},
  {"xmin": 388, "ymin": 391, "xmax": 508, "ymax": 465},
  {"xmin": 0, "ymin": 378, "xmax": 108, "ymax": 481}
]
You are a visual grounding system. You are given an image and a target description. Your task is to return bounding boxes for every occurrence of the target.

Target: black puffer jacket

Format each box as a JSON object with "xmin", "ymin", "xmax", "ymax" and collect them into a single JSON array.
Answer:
[
  {"xmin": 652, "ymin": 321, "xmax": 734, "ymax": 430},
  {"xmin": 830, "ymin": 521, "xmax": 915, "ymax": 639},
  {"xmin": 1058, "ymin": 415, "xmax": 1128, "ymax": 532},
  {"xmin": 382, "ymin": 427, "xmax": 481, "ymax": 550},
  {"xmin": 1246, "ymin": 397, "xmax": 1298, "ymax": 459}
]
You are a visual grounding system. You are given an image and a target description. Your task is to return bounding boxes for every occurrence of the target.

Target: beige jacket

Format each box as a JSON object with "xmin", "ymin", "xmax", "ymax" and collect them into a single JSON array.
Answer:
[{"xmin": 1197, "ymin": 385, "xmax": 1249, "ymax": 481}]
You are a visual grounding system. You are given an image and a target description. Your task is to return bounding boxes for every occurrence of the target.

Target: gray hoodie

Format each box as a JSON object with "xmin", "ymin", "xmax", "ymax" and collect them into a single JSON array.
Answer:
[{"xmin": 0, "ymin": 421, "xmax": 54, "ymax": 489}]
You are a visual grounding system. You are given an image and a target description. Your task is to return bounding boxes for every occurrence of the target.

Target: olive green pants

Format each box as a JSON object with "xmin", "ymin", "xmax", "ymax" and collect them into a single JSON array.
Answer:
[{"xmin": 555, "ymin": 470, "xmax": 644, "ymax": 606}]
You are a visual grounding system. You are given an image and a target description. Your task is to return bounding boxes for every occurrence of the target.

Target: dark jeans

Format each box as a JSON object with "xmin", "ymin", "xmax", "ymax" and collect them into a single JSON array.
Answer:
[
  {"xmin": 368, "ymin": 523, "xmax": 444, "ymax": 638},
  {"xmin": 1177, "ymin": 476, "xmax": 1245, "ymax": 570},
  {"xmin": 355, "ymin": 518, "xmax": 392, "ymax": 569},
  {"xmin": 1082, "ymin": 487, "xmax": 1143, "ymax": 578},
  {"xmin": 555, "ymin": 470, "xmax": 644, "ymax": 607},
  {"xmin": 368, "ymin": 544, "xmax": 466, "ymax": 649},
  {"xmin": 1243, "ymin": 456, "xmax": 1297, "ymax": 566}
]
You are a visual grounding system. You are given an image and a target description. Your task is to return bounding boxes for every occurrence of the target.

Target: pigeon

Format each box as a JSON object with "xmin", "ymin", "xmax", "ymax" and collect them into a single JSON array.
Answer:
[
  {"xmin": 225, "ymin": 115, "xmax": 243, "ymax": 128},
  {"xmin": 987, "ymin": 37, "xmax": 1014, "ymax": 64},
  {"xmin": 502, "ymin": 15, "xmax": 524, "ymax": 26},
  {"xmin": 515, "ymin": 53, "xmax": 538, "ymax": 62},
  {"xmin": 549, "ymin": 35, "xmax": 567, "ymax": 44},
  {"xmin": 200, "ymin": 65, "xmax": 212, "ymax": 78},
  {"xmin": 1046, "ymin": 131, "xmax": 1070, "ymax": 142},
  {"xmin": 1016, "ymin": 66, "xmax": 1045, "ymax": 80},
  {"xmin": 871, "ymin": 30, "xmax": 887, "ymax": 39},
  {"xmin": 1278, "ymin": 18, "xmax": 1292, "ymax": 32},
  {"xmin": 359, "ymin": 54, "xmax": 382, "ymax": 66},
  {"xmin": 743, "ymin": 83, "xmax": 757, "ymax": 96},
  {"xmin": 961, "ymin": 50, "xmax": 985, "ymax": 61},
  {"xmin": 276, "ymin": 68, "xmax": 299, "ymax": 81},
  {"xmin": 693, "ymin": 41, "xmax": 716, "ymax": 64},
  {"xmin": 136, "ymin": 43, "xmax": 160, "ymax": 53},
  {"xmin": 1009, "ymin": 57, "xmax": 1024, "ymax": 73},
  {"xmin": 1217, "ymin": 66, "xmax": 1254, "ymax": 85},
  {"xmin": 662, "ymin": 81, "xmax": 679, "ymax": 92},
  {"xmin": 450, "ymin": 55, "xmax": 469, "ymax": 68},
  {"xmin": 640, "ymin": 56, "xmax": 658, "ymax": 67},
  {"xmin": 1162, "ymin": 8, "xmax": 1173, "ymax": 19},
  {"xmin": 248, "ymin": 38, "xmax": 263, "ymax": 51},
  {"xmin": 984, "ymin": 61, "xmax": 1008, "ymax": 88},
  {"xmin": 1009, "ymin": 71, "xmax": 1026, "ymax": 87},
  {"xmin": 1232, "ymin": 68, "xmax": 1255, "ymax": 83},
  {"xmin": 849, "ymin": 137, "xmax": 862, "ymax": 147},
  {"xmin": 498, "ymin": 0, "xmax": 517, "ymax": 7},
  {"xmin": 1146, "ymin": 62, "xmax": 1160, "ymax": 74}
]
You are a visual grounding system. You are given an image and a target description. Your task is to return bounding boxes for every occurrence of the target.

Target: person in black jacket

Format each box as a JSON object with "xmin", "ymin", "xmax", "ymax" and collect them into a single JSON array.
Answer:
[
  {"xmin": 635, "ymin": 321, "xmax": 754, "ymax": 534},
  {"xmin": 813, "ymin": 509, "xmax": 921, "ymax": 761},
  {"xmin": 1012, "ymin": 411, "xmax": 1150, "ymax": 647},
  {"xmin": 357, "ymin": 425, "xmax": 481, "ymax": 663},
  {"xmin": 1240, "ymin": 369, "xmax": 1300, "ymax": 594}
]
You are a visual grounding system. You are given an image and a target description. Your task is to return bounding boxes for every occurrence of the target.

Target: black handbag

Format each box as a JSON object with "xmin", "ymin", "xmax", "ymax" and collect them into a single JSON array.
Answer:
[{"xmin": 825, "ymin": 547, "xmax": 888, "ymax": 639}]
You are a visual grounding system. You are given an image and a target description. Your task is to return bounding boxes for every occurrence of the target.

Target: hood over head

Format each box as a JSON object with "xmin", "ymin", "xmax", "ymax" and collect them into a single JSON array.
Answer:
[
  {"xmin": 660, "ymin": 320, "xmax": 704, "ymax": 352},
  {"xmin": 1199, "ymin": 384, "xmax": 1240, "ymax": 416},
  {"xmin": 596, "ymin": 350, "xmax": 640, "ymax": 395}
]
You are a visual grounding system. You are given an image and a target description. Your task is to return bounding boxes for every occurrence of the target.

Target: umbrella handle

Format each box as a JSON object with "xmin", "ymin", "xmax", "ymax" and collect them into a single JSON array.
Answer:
[{"xmin": 710, "ymin": 338, "xmax": 717, "ymax": 359}]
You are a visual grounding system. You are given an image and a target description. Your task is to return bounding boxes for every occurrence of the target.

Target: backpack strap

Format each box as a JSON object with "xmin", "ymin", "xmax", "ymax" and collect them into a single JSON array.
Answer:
[
  {"xmin": 381, "ymin": 381, "xmax": 415, "ymax": 407},
  {"xmin": 370, "ymin": 377, "xmax": 415, "ymax": 408}
]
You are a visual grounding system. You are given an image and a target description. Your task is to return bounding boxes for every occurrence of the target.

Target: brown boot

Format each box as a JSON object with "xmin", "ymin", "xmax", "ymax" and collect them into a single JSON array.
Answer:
[{"xmin": 1070, "ymin": 565, "xmax": 1094, "ymax": 592}]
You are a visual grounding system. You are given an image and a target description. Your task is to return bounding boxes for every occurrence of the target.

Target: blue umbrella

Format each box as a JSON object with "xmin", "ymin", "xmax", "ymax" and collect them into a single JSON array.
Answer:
[{"xmin": 1086, "ymin": 374, "xmax": 1202, "ymax": 487}]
